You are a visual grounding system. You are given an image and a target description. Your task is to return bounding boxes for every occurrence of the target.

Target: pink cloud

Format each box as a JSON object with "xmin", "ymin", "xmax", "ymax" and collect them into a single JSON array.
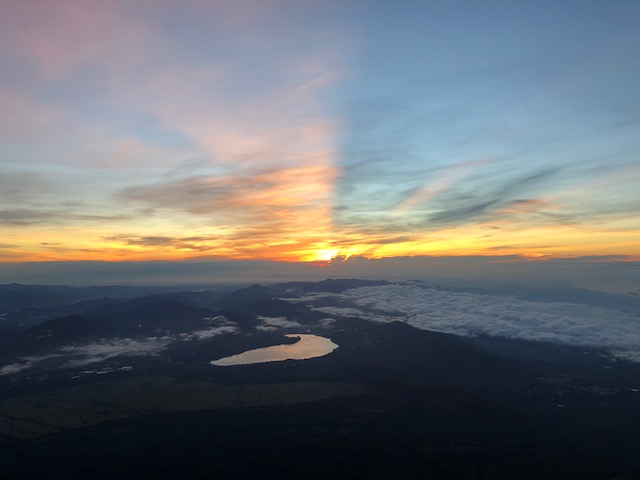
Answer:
[
  {"xmin": 0, "ymin": 85, "xmax": 59, "ymax": 139},
  {"xmin": 0, "ymin": 0, "xmax": 152, "ymax": 79}
]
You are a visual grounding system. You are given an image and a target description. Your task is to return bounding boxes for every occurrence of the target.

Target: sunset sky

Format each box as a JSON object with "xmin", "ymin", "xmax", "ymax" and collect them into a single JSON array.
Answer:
[{"xmin": 2, "ymin": 0, "xmax": 639, "ymax": 267}]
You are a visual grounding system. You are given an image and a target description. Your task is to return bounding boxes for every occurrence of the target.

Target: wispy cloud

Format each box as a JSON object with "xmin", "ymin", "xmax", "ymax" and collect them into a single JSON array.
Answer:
[
  {"xmin": 393, "ymin": 158, "xmax": 493, "ymax": 214},
  {"xmin": 0, "ymin": 337, "xmax": 170, "ymax": 375},
  {"xmin": 104, "ymin": 235, "xmax": 220, "ymax": 252},
  {"xmin": 427, "ymin": 167, "xmax": 562, "ymax": 225},
  {"xmin": 0, "ymin": 209, "xmax": 131, "ymax": 226},
  {"xmin": 113, "ymin": 162, "xmax": 339, "ymax": 259}
]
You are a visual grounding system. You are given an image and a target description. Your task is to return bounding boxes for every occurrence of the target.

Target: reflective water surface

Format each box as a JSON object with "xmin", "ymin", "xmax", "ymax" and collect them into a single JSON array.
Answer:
[{"xmin": 211, "ymin": 334, "xmax": 338, "ymax": 366}]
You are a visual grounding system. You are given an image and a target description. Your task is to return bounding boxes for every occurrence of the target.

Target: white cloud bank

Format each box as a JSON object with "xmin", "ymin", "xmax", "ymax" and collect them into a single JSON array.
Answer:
[
  {"xmin": 0, "ymin": 363, "xmax": 32, "ymax": 376},
  {"xmin": 256, "ymin": 316, "xmax": 301, "ymax": 331},
  {"xmin": 61, "ymin": 338, "xmax": 169, "ymax": 367},
  {"xmin": 180, "ymin": 325, "xmax": 239, "ymax": 340},
  {"xmin": 289, "ymin": 283, "xmax": 640, "ymax": 361},
  {"xmin": 0, "ymin": 316, "xmax": 243, "ymax": 376},
  {"xmin": 180, "ymin": 316, "xmax": 240, "ymax": 340},
  {"xmin": 0, "ymin": 337, "xmax": 170, "ymax": 375}
]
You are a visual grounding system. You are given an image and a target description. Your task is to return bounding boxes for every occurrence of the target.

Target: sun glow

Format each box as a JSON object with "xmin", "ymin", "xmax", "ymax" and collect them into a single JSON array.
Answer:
[{"xmin": 307, "ymin": 248, "xmax": 340, "ymax": 263}]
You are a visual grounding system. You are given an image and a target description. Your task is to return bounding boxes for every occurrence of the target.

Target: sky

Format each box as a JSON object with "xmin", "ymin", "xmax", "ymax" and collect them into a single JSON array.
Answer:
[{"xmin": 1, "ymin": 0, "xmax": 639, "ymax": 280}]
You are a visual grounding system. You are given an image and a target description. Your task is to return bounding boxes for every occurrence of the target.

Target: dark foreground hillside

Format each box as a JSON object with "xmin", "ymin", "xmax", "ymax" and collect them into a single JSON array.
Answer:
[{"xmin": 1, "ymin": 280, "xmax": 639, "ymax": 479}]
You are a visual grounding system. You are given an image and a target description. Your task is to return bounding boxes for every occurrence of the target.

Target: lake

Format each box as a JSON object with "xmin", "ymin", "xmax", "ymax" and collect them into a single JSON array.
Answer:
[{"xmin": 211, "ymin": 334, "xmax": 338, "ymax": 366}]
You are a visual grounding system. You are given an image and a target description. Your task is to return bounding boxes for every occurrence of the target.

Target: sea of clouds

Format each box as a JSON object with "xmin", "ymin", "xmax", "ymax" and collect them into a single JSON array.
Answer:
[{"xmin": 287, "ymin": 283, "xmax": 640, "ymax": 361}]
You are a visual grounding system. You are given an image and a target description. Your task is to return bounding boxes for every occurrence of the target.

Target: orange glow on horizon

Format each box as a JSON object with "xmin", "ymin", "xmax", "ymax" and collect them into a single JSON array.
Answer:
[{"xmin": 2, "ymin": 219, "xmax": 639, "ymax": 264}]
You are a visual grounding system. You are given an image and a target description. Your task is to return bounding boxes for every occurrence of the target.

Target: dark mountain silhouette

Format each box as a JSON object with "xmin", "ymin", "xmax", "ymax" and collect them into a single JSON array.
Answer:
[
  {"xmin": 0, "ymin": 284, "xmax": 223, "ymax": 315},
  {"xmin": 214, "ymin": 284, "xmax": 277, "ymax": 307},
  {"xmin": 84, "ymin": 293, "xmax": 219, "ymax": 319},
  {"xmin": 273, "ymin": 278, "xmax": 391, "ymax": 294},
  {"xmin": 3, "ymin": 297, "xmax": 125, "ymax": 330},
  {"xmin": 27, "ymin": 314, "xmax": 101, "ymax": 337}
]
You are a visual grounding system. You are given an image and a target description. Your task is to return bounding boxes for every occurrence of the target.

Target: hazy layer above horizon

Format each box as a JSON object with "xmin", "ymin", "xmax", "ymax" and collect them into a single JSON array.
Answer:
[{"xmin": 0, "ymin": 256, "xmax": 637, "ymax": 296}]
